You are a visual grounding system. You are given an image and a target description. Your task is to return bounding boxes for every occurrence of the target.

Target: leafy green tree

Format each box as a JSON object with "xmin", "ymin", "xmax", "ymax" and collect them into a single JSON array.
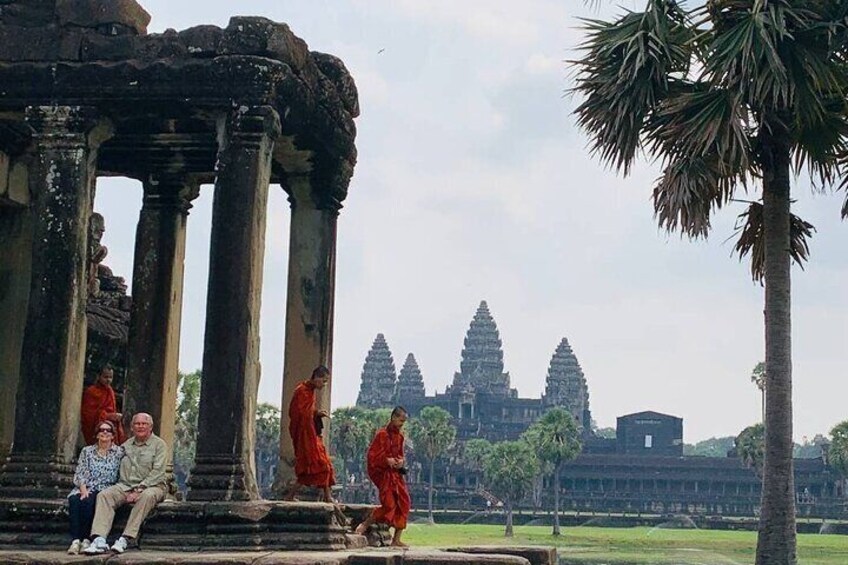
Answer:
[
  {"xmin": 173, "ymin": 370, "xmax": 201, "ymax": 492},
  {"xmin": 483, "ymin": 440, "xmax": 539, "ymax": 537},
  {"xmin": 684, "ymin": 436, "xmax": 735, "ymax": 457},
  {"xmin": 736, "ymin": 423, "xmax": 766, "ymax": 478},
  {"xmin": 829, "ymin": 421, "xmax": 848, "ymax": 492},
  {"xmin": 573, "ymin": 2, "xmax": 848, "ymax": 561},
  {"xmin": 255, "ymin": 403, "xmax": 281, "ymax": 497},
  {"xmin": 330, "ymin": 406, "xmax": 373, "ymax": 500},
  {"xmin": 523, "ymin": 409, "xmax": 582, "ymax": 536},
  {"xmin": 407, "ymin": 406, "xmax": 456, "ymax": 523}
]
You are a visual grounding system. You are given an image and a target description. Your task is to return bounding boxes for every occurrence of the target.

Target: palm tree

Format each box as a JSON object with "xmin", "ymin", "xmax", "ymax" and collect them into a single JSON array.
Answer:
[
  {"xmin": 329, "ymin": 406, "xmax": 372, "ymax": 500},
  {"xmin": 523, "ymin": 409, "xmax": 582, "ymax": 536},
  {"xmin": 572, "ymin": 2, "xmax": 848, "ymax": 562},
  {"xmin": 483, "ymin": 440, "xmax": 539, "ymax": 537},
  {"xmin": 407, "ymin": 406, "xmax": 456, "ymax": 524}
]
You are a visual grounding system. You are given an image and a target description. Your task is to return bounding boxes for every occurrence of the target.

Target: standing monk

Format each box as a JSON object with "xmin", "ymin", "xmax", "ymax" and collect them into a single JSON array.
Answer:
[
  {"xmin": 355, "ymin": 406, "xmax": 411, "ymax": 548},
  {"xmin": 80, "ymin": 366, "xmax": 125, "ymax": 445},
  {"xmin": 285, "ymin": 365, "xmax": 335, "ymax": 501}
]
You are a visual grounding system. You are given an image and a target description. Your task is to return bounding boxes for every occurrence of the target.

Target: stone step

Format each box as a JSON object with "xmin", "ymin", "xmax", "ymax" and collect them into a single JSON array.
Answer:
[{"xmin": 446, "ymin": 546, "xmax": 556, "ymax": 565}]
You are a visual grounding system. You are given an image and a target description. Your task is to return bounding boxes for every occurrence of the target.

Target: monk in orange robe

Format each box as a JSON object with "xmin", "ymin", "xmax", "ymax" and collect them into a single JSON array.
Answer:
[
  {"xmin": 80, "ymin": 366, "xmax": 125, "ymax": 445},
  {"xmin": 355, "ymin": 406, "xmax": 411, "ymax": 547},
  {"xmin": 285, "ymin": 365, "xmax": 335, "ymax": 501}
]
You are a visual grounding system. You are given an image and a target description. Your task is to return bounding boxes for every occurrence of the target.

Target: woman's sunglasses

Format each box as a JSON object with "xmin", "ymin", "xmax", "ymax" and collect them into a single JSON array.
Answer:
[{"xmin": 98, "ymin": 427, "xmax": 114, "ymax": 434}]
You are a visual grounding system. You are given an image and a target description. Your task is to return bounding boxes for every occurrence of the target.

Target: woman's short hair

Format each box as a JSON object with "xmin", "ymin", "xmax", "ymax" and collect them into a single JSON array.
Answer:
[{"xmin": 93, "ymin": 420, "xmax": 115, "ymax": 437}]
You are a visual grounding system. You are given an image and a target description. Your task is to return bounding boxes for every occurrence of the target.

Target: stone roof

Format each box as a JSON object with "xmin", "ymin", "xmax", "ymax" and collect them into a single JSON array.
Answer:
[{"xmin": 0, "ymin": 0, "xmax": 359, "ymax": 208}]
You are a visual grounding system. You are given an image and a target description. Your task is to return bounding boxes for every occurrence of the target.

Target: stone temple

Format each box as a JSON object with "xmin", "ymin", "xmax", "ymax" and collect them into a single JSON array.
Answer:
[
  {"xmin": 357, "ymin": 300, "xmax": 593, "ymax": 441},
  {"xmin": 355, "ymin": 301, "xmax": 845, "ymax": 520}
]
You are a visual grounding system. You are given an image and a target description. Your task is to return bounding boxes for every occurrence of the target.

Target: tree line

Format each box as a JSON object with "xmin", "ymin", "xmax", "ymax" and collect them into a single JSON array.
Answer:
[{"xmin": 172, "ymin": 370, "xmax": 848, "ymax": 539}]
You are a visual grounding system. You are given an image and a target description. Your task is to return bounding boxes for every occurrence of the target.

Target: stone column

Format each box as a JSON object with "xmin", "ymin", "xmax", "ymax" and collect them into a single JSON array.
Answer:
[
  {"xmin": 0, "ymin": 106, "xmax": 109, "ymax": 498},
  {"xmin": 274, "ymin": 176, "xmax": 340, "ymax": 492},
  {"xmin": 124, "ymin": 174, "xmax": 199, "ymax": 450},
  {"xmin": 0, "ymin": 204, "xmax": 33, "ymax": 460},
  {"xmin": 187, "ymin": 106, "xmax": 280, "ymax": 501}
]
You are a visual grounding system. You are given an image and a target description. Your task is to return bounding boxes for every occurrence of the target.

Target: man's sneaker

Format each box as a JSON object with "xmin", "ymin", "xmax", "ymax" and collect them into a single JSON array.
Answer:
[
  {"xmin": 83, "ymin": 536, "xmax": 109, "ymax": 554},
  {"xmin": 81, "ymin": 538, "xmax": 91, "ymax": 552},
  {"xmin": 111, "ymin": 536, "xmax": 129, "ymax": 554},
  {"xmin": 67, "ymin": 539, "xmax": 81, "ymax": 555}
]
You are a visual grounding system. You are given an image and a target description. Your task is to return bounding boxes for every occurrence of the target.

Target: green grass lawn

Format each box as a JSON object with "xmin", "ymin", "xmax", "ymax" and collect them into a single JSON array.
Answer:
[{"xmin": 401, "ymin": 524, "xmax": 848, "ymax": 565}]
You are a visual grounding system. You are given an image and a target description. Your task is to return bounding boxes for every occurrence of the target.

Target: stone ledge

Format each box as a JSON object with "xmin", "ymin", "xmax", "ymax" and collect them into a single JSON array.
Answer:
[
  {"xmin": 0, "ymin": 548, "xmax": 540, "ymax": 565},
  {"xmin": 0, "ymin": 499, "xmax": 385, "ymax": 552}
]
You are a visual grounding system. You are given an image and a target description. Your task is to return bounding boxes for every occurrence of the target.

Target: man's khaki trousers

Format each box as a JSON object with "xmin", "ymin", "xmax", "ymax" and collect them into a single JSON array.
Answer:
[{"xmin": 90, "ymin": 485, "xmax": 166, "ymax": 539}]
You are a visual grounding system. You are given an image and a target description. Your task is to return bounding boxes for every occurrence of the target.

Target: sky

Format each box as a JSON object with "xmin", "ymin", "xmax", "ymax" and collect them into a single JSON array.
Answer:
[{"xmin": 94, "ymin": 0, "xmax": 847, "ymax": 444}]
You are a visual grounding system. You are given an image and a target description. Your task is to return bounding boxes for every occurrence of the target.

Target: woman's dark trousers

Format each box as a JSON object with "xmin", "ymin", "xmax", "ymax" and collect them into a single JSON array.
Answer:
[{"xmin": 68, "ymin": 491, "xmax": 98, "ymax": 540}]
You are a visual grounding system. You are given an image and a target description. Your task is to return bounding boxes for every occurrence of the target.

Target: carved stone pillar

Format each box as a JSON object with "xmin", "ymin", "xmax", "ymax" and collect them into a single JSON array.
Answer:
[
  {"xmin": 0, "ymin": 205, "xmax": 33, "ymax": 460},
  {"xmin": 274, "ymin": 176, "xmax": 339, "ymax": 492},
  {"xmin": 187, "ymin": 106, "xmax": 280, "ymax": 501},
  {"xmin": 124, "ymin": 174, "xmax": 199, "ymax": 451},
  {"xmin": 0, "ymin": 106, "xmax": 109, "ymax": 498}
]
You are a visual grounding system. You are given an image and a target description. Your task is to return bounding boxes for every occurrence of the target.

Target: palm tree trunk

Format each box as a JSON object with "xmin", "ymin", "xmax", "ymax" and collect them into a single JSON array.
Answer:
[
  {"xmin": 755, "ymin": 138, "xmax": 797, "ymax": 565},
  {"xmin": 553, "ymin": 463, "xmax": 561, "ymax": 536},
  {"xmin": 428, "ymin": 459, "xmax": 435, "ymax": 524},
  {"xmin": 505, "ymin": 500, "xmax": 514, "ymax": 537}
]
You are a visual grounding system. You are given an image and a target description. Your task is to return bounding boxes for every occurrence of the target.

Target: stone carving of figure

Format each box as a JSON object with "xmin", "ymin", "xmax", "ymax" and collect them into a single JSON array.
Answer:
[
  {"xmin": 88, "ymin": 213, "xmax": 108, "ymax": 297},
  {"xmin": 87, "ymin": 213, "xmax": 128, "ymax": 301}
]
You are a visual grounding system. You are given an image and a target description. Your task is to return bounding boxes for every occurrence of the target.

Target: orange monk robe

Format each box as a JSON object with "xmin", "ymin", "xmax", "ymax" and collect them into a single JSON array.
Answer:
[
  {"xmin": 366, "ymin": 425, "xmax": 411, "ymax": 529},
  {"xmin": 289, "ymin": 380, "xmax": 335, "ymax": 487},
  {"xmin": 80, "ymin": 382, "xmax": 125, "ymax": 445}
]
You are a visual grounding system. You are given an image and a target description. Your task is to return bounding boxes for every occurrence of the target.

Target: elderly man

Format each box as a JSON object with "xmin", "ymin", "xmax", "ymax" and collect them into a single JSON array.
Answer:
[{"xmin": 84, "ymin": 413, "xmax": 167, "ymax": 554}]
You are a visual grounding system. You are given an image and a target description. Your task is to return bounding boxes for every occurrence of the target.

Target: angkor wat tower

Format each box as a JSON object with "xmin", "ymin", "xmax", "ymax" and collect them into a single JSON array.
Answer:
[
  {"xmin": 542, "ymin": 338, "xmax": 592, "ymax": 432},
  {"xmin": 356, "ymin": 333, "xmax": 397, "ymax": 408},
  {"xmin": 394, "ymin": 353, "xmax": 426, "ymax": 405},
  {"xmin": 448, "ymin": 300, "xmax": 515, "ymax": 398}
]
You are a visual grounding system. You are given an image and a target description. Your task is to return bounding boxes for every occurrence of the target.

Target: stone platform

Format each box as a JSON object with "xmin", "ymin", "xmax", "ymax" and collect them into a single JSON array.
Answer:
[
  {"xmin": 0, "ymin": 547, "xmax": 551, "ymax": 565},
  {"xmin": 0, "ymin": 500, "xmax": 389, "ymax": 552}
]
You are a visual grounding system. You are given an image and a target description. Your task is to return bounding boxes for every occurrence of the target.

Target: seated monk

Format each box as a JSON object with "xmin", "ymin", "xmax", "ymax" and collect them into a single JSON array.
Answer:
[
  {"xmin": 355, "ymin": 406, "xmax": 411, "ymax": 548},
  {"xmin": 284, "ymin": 365, "xmax": 335, "ymax": 502},
  {"xmin": 80, "ymin": 366, "xmax": 125, "ymax": 445}
]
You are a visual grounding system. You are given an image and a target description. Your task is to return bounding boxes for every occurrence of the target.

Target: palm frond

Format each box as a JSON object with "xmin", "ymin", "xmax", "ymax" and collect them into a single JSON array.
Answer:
[
  {"xmin": 572, "ymin": 0, "xmax": 694, "ymax": 175},
  {"xmin": 652, "ymin": 155, "xmax": 742, "ymax": 237},
  {"xmin": 732, "ymin": 201, "xmax": 816, "ymax": 281},
  {"xmin": 646, "ymin": 87, "xmax": 752, "ymax": 173}
]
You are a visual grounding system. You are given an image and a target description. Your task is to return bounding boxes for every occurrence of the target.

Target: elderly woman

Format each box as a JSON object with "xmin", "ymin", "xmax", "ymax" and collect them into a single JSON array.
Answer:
[{"xmin": 66, "ymin": 420, "xmax": 124, "ymax": 554}]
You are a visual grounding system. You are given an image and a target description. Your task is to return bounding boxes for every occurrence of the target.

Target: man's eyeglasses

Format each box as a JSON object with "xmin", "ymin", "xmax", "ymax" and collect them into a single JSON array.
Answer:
[{"xmin": 98, "ymin": 428, "xmax": 114, "ymax": 434}]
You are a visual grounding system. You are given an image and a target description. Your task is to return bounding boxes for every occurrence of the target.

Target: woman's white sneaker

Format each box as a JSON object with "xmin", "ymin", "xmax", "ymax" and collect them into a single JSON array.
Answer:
[{"xmin": 67, "ymin": 539, "xmax": 81, "ymax": 554}]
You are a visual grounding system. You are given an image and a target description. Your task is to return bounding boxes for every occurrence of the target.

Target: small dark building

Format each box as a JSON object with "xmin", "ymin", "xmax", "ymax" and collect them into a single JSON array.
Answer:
[{"xmin": 617, "ymin": 411, "xmax": 683, "ymax": 456}]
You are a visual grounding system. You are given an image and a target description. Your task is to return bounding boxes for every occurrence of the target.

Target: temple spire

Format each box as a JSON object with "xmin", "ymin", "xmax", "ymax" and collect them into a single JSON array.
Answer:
[
  {"xmin": 355, "ymin": 333, "xmax": 397, "ymax": 408},
  {"xmin": 451, "ymin": 300, "xmax": 513, "ymax": 396},
  {"xmin": 543, "ymin": 337, "xmax": 591, "ymax": 430},
  {"xmin": 394, "ymin": 353, "xmax": 426, "ymax": 404}
]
